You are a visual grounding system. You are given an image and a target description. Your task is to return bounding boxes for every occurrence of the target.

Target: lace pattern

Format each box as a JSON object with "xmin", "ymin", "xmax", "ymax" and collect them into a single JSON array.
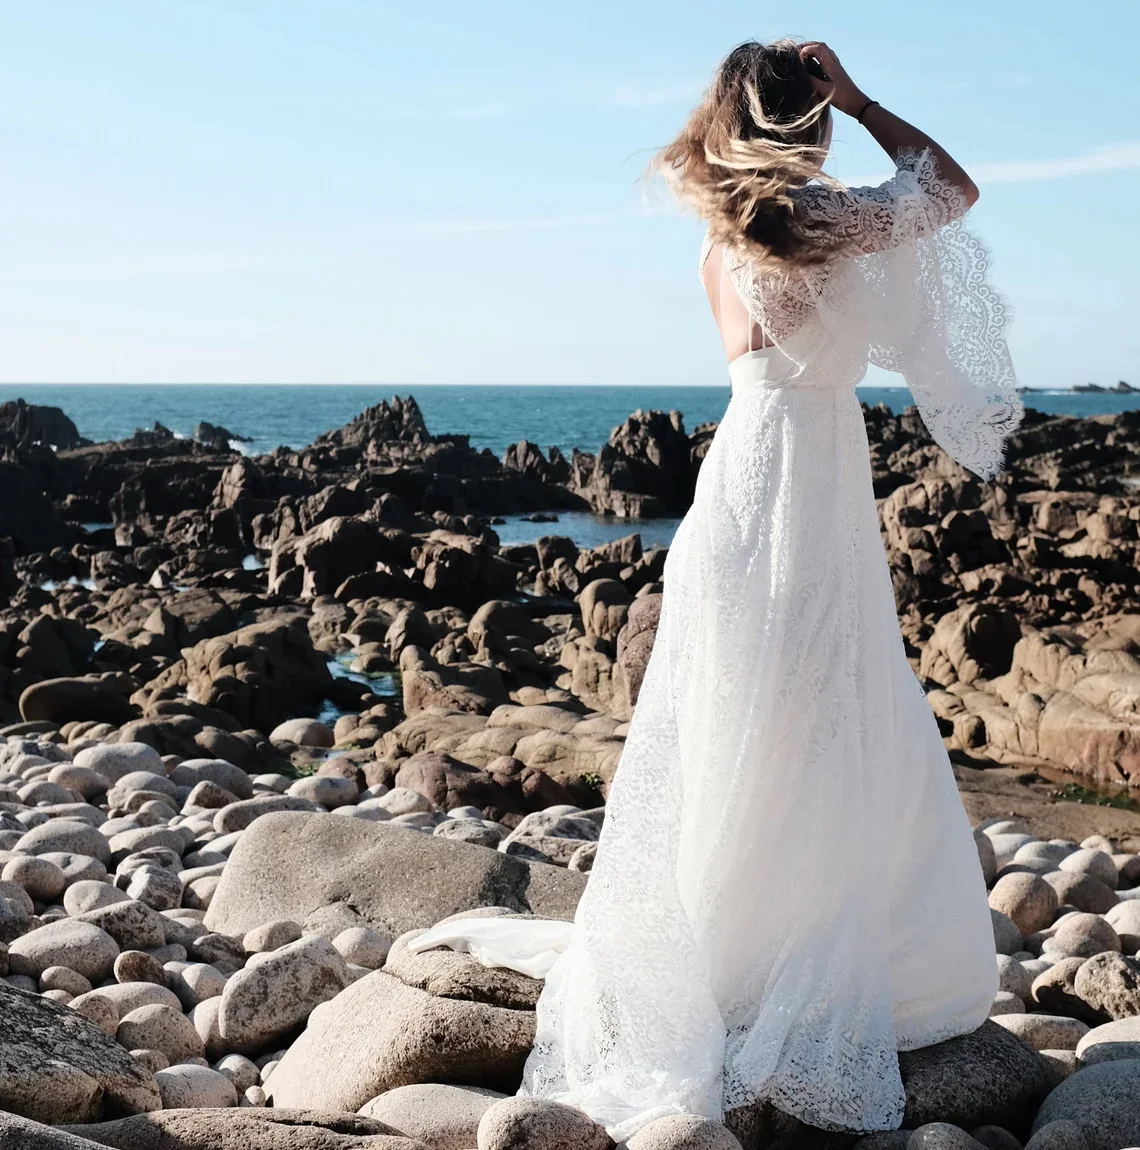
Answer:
[{"xmin": 727, "ymin": 148, "xmax": 1023, "ymax": 479}]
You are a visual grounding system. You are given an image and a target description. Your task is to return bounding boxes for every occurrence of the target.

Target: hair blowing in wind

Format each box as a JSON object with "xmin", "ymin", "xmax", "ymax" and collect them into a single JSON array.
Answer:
[{"xmin": 654, "ymin": 39, "xmax": 846, "ymax": 271}]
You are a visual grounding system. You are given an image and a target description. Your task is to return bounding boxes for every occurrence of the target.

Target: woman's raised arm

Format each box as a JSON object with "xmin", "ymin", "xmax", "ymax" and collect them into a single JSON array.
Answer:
[{"xmin": 800, "ymin": 41, "xmax": 979, "ymax": 206}]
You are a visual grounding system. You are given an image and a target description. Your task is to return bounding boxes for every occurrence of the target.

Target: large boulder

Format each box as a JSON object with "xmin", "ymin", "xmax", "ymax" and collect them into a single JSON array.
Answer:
[
  {"xmin": 61, "ymin": 1107, "xmax": 430, "ymax": 1149},
  {"xmin": 19, "ymin": 676, "xmax": 137, "ymax": 725},
  {"xmin": 0, "ymin": 982, "xmax": 160, "ymax": 1123},
  {"xmin": 898, "ymin": 1021, "xmax": 1054, "ymax": 1133},
  {"xmin": 204, "ymin": 812, "xmax": 585, "ymax": 939},
  {"xmin": 1029, "ymin": 1059, "xmax": 1140, "ymax": 1150},
  {"xmin": 265, "ymin": 971, "xmax": 534, "ymax": 1112},
  {"xmin": 131, "ymin": 616, "xmax": 332, "ymax": 733}
]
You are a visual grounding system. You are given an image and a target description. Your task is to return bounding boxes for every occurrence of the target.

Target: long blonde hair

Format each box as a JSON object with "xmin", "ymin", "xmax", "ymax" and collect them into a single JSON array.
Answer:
[{"xmin": 653, "ymin": 39, "xmax": 846, "ymax": 271}]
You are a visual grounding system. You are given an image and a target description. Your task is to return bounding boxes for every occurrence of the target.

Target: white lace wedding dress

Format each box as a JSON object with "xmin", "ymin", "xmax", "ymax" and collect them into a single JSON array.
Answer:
[{"xmin": 411, "ymin": 151, "xmax": 1023, "ymax": 1140}]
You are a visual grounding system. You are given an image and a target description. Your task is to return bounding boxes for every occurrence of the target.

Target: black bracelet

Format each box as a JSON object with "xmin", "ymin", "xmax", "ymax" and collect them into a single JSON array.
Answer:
[{"xmin": 856, "ymin": 99, "xmax": 880, "ymax": 124}]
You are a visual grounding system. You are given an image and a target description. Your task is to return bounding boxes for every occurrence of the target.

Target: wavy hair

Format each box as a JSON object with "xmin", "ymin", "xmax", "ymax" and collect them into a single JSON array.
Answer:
[{"xmin": 653, "ymin": 39, "xmax": 846, "ymax": 271}]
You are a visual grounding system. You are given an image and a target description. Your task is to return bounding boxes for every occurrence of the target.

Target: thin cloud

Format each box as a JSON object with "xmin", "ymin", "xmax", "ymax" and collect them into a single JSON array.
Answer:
[
  {"xmin": 839, "ymin": 141, "xmax": 1140, "ymax": 188},
  {"xmin": 972, "ymin": 142, "xmax": 1140, "ymax": 183}
]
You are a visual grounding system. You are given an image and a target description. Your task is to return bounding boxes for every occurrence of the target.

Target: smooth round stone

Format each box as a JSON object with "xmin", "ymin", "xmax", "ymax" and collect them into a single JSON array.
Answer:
[
  {"xmin": 0, "ymin": 879, "xmax": 34, "ymax": 916},
  {"xmin": 1075, "ymin": 1018, "xmax": 1140, "ymax": 1066},
  {"xmin": 1104, "ymin": 901, "xmax": 1140, "ymax": 952},
  {"xmin": 2, "ymin": 855, "xmax": 66, "ymax": 902},
  {"xmin": 15, "ymin": 818, "xmax": 111, "ymax": 866},
  {"xmin": 1035, "ymin": 1051, "xmax": 1078, "ymax": 1083},
  {"xmin": 987, "ymin": 833, "xmax": 1036, "ymax": 870},
  {"xmin": 167, "ymin": 962, "xmax": 226, "ymax": 1010},
  {"xmin": 243, "ymin": 920, "xmax": 303, "ymax": 953},
  {"xmin": 1043, "ymin": 871, "xmax": 1119, "ymax": 916},
  {"xmin": 989, "ymin": 991, "xmax": 1025, "ymax": 1017},
  {"xmin": 989, "ymin": 872, "xmax": 1059, "ymax": 935},
  {"xmin": 991, "ymin": 909, "xmax": 1024, "ymax": 956},
  {"xmin": 1080, "ymin": 835, "xmax": 1114, "ymax": 854},
  {"xmin": 270, "ymin": 719, "xmax": 335, "ymax": 748},
  {"xmin": 906, "ymin": 1124, "xmax": 985, "ymax": 1150},
  {"xmin": 214, "ymin": 1053, "xmax": 260, "ymax": 1094},
  {"xmin": 992, "ymin": 1012, "xmax": 1090, "ymax": 1052},
  {"xmin": 258, "ymin": 1059, "xmax": 280, "ymax": 1084},
  {"xmin": 447, "ymin": 806, "xmax": 485, "ymax": 821},
  {"xmin": 250, "ymin": 773, "xmax": 291, "ymax": 793},
  {"xmin": 332, "ymin": 926, "xmax": 391, "ymax": 969},
  {"xmin": 73, "ymin": 742, "xmax": 166, "ymax": 783},
  {"xmin": 5, "ymin": 973, "xmax": 37, "ymax": 992},
  {"xmin": 46, "ymin": 764, "xmax": 107, "ymax": 801},
  {"xmin": 996, "ymin": 955, "xmax": 1033, "ymax": 1002},
  {"xmin": 477, "ymin": 1097, "xmax": 611, "ymax": 1150},
  {"xmin": 68, "ymin": 990, "xmax": 119, "ymax": 1037},
  {"xmin": 114, "ymin": 949, "xmax": 166, "ymax": 985},
  {"xmin": 39, "ymin": 965, "xmax": 93, "ymax": 997},
  {"xmin": 1029, "ymin": 1058, "xmax": 1140, "ymax": 1148},
  {"xmin": 154, "ymin": 1063, "xmax": 238, "ymax": 1108},
  {"xmin": 286, "ymin": 775, "xmax": 358, "ymax": 809},
  {"xmin": 117, "ymin": 1003, "xmax": 205, "ymax": 1064},
  {"xmin": 8, "ymin": 919, "xmax": 119, "ymax": 982},
  {"xmin": 1015, "ymin": 841, "xmax": 1075, "ymax": 870},
  {"xmin": 1051, "ymin": 913, "xmax": 1121, "ymax": 959},
  {"xmin": 1115, "ymin": 854, "xmax": 1140, "ymax": 888},
  {"xmin": 982, "ymin": 819, "xmax": 1032, "ymax": 836},
  {"xmin": 41, "ymin": 987, "xmax": 73, "ymax": 1004},
  {"xmin": 243, "ymin": 1085, "xmax": 267, "ymax": 1107},
  {"xmin": 1059, "ymin": 849, "xmax": 1119, "ymax": 889},
  {"xmin": 40, "ymin": 852, "xmax": 107, "ymax": 885},
  {"xmin": 374, "ymin": 787, "xmax": 433, "ymax": 816},
  {"xmin": 130, "ymin": 1047, "xmax": 171, "ymax": 1074}
]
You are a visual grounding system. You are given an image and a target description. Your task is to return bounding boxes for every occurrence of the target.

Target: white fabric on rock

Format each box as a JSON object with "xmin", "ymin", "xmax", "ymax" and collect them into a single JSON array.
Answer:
[
  {"xmin": 408, "ymin": 917, "xmax": 573, "ymax": 979},
  {"xmin": 413, "ymin": 150, "xmax": 1012, "ymax": 1142}
]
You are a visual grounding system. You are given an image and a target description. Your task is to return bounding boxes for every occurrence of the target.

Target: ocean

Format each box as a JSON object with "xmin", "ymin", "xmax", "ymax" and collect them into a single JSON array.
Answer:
[{"xmin": 5, "ymin": 383, "xmax": 1139, "ymax": 550}]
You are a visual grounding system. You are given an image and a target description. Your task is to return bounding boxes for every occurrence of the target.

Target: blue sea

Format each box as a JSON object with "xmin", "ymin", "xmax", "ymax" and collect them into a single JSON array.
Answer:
[{"xmin": 5, "ymin": 383, "xmax": 1138, "ymax": 550}]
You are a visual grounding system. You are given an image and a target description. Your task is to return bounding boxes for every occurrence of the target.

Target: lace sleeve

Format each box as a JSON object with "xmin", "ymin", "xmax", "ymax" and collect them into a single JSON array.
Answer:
[
  {"xmin": 807, "ymin": 149, "xmax": 1023, "ymax": 480},
  {"xmin": 795, "ymin": 149, "xmax": 966, "ymax": 256}
]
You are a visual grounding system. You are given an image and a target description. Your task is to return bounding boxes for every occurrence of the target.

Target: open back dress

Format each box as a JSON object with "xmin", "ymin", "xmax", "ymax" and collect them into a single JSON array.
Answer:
[{"xmin": 411, "ymin": 149, "xmax": 1024, "ymax": 1141}]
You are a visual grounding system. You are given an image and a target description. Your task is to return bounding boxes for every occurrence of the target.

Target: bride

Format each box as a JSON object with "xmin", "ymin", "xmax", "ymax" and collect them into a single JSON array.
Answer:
[{"xmin": 412, "ymin": 39, "xmax": 1022, "ymax": 1140}]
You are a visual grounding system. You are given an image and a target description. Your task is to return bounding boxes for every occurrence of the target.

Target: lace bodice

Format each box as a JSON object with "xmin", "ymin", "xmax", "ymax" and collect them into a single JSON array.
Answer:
[{"xmin": 718, "ymin": 149, "xmax": 1023, "ymax": 479}]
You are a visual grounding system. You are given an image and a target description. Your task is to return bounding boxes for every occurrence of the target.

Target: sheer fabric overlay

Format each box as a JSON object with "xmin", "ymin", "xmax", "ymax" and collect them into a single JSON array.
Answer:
[{"xmin": 415, "ymin": 151, "xmax": 1012, "ymax": 1141}]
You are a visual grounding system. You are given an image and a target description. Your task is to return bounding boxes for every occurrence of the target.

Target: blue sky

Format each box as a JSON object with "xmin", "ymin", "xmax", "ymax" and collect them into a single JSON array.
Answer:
[{"xmin": 1, "ymin": 0, "xmax": 1136, "ymax": 388}]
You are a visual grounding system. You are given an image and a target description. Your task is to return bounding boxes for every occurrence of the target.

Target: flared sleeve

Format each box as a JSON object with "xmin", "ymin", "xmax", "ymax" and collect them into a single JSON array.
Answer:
[{"xmin": 795, "ymin": 149, "xmax": 1023, "ymax": 480}]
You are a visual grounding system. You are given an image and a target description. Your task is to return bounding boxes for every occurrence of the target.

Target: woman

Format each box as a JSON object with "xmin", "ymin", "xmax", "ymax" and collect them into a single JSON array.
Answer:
[{"xmin": 412, "ymin": 39, "xmax": 1021, "ymax": 1139}]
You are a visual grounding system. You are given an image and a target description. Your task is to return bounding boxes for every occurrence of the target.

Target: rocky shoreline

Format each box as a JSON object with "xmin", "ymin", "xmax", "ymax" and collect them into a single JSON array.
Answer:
[{"xmin": 3, "ymin": 393, "xmax": 1140, "ymax": 1148}]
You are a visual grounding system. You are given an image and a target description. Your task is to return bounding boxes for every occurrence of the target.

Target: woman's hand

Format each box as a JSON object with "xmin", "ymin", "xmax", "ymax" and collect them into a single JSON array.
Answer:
[{"xmin": 799, "ymin": 42, "xmax": 870, "ymax": 117}]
